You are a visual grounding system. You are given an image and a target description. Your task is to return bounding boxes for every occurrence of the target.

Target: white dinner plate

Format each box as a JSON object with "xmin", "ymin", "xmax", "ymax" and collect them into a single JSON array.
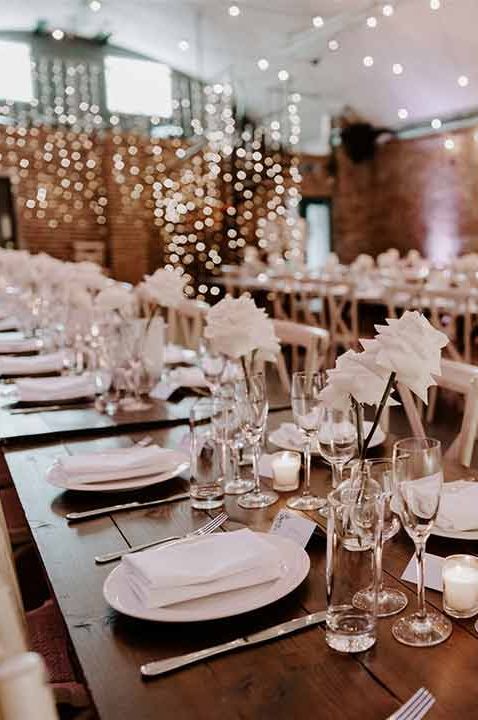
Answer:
[
  {"xmin": 431, "ymin": 526, "xmax": 478, "ymax": 541},
  {"xmin": 103, "ymin": 533, "xmax": 310, "ymax": 622},
  {"xmin": 45, "ymin": 451, "xmax": 189, "ymax": 493},
  {"xmin": 269, "ymin": 420, "xmax": 386, "ymax": 454}
]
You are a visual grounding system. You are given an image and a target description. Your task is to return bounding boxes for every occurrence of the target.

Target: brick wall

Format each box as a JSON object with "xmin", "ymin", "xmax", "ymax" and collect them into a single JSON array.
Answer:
[{"xmin": 301, "ymin": 126, "xmax": 478, "ymax": 263}]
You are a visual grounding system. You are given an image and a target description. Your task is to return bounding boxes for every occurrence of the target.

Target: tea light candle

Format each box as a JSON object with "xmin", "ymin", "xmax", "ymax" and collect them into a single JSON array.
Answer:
[
  {"xmin": 442, "ymin": 555, "xmax": 478, "ymax": 618},
  {"xmin": 271, "ymin": 451, "xmax": 301, "ymax": 492}
]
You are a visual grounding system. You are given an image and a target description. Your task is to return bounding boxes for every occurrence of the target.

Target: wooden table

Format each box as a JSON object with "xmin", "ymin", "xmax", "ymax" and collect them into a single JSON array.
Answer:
[
  {"xmin": 4, "ymin": 411, "xmax": 478, "ymax": 719},
  {"xmin": 0, "ymin": 397, "xmax": 198, "ymax": 446}
]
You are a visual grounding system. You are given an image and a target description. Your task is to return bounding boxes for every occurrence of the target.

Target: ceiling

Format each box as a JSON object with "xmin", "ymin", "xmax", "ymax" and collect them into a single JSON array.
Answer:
[{"xmin": 1, "ymin": 0, "xmax": 477, "ymax": 153}]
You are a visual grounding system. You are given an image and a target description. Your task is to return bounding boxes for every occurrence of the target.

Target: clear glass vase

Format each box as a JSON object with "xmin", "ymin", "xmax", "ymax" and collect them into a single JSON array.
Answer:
[{"xmin": 326, "ymin": 480, "xmax": 384, "ymax": 653}]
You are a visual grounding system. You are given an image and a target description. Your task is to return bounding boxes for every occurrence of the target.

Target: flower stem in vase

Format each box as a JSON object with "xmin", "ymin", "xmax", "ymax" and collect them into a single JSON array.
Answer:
[{"xmin": 360, "ymin": 372, "xmax": 396, "ymax": 461}]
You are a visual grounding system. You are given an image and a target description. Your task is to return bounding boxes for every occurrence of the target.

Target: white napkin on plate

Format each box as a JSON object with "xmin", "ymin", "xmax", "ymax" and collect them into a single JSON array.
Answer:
[
  {"xmin": 0, "ymin": 352, "xmax": 65, "ymax": 377},
  {"xmin": 164, "ymin": 344, "xmax": 196, "ymax": 365},
  {"xmin": 57, "ymin": 445, "xmax": 183, "ymax": 485},
  {"xmin": 271, "ymin": 423, "xmax": 305, "ymax": 449},
  {"xmin": 0, "ymin": 317, "xmax": 18, "ymax": 332},
  {"xmin": 435, "ymin": 481, "xmax": 478, "ymax": 532},
  {"xmin": 123, "ymin": 528, "xmax": 282, "ymax": 608},
  {"xmin": 168, "ymin": 366, "xmax": 207, "ymax": 387},
  {"xmin": 0, "ymin": 337, "xmax": 40, "ymax": 354},
  {"xmin": 15, "ymin": 374, "xmax": 96, "ymax": 402}
]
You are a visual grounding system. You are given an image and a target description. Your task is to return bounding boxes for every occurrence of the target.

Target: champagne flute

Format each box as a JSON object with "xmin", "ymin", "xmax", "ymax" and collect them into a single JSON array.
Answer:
[
  {"xmin": 288, "ymin": 371, "xmax": 327, "ymax": 511},
  {"xmin": 392, "ymin": 437, "xmax": 452, "ymax": 647},
  {"xmin": 236, "ymin": 374, "xmax": 278, "ymax": 509}
]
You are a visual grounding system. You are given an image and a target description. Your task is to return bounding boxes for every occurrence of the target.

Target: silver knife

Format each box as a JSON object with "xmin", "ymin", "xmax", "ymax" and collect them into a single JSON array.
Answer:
[
  {"xmin": 9, "ymin": 402, "xmax": 93, "ymax": 414},
  {"xmin": 66, "ymin": 492, "xmax": 190, "ymax": 522},
  {"xmin": 140, "ymin": 610, "xmax": 327, "ymax": 678}
]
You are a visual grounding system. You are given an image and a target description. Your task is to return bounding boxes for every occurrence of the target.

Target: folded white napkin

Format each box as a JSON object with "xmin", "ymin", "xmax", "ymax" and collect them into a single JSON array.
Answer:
[
  {"xmin": 272, "ymin": 423, "xmax": 305, "ymax": 449},
  {"xmin": 164, "ymin": 344, "xmax": 196, "ymax": 365},
  {"xmin": 0, "ymin": 337, "xmax": 40, "ymax": 354},
  {"xmin": 123, "ymin": 528, "xmax": 282, "ymax": 608},
  {"xmin": 15, "ymin": 374, "xmax": 96, "ymax": 402},
  {"xmin": 0, "ymin": 352, "xmax": 65, "ymax": 377},
  {"xmin": 168, "ymin": 366, "xmax": 207, "ymax": 387},
  {"xmin": 435, "ymin": 481, "xmax": 478, "ymax": 532},
  {"xmin": 0, "ymin": 317, "xmax": 18, "ymax": 332},
  {"xmin": 57, "ymin": 445, "xmax": 182, "ymax": 485}
]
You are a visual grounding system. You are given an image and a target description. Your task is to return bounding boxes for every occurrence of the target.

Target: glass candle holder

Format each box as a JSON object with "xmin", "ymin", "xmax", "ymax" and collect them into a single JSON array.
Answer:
[
  {"xmin": 443, "ymin": 555, "xmax": 478, "ymax": 619},
  {"xmin": 271, "ymin": 452, "xmax": 301, "ymax": 492}
]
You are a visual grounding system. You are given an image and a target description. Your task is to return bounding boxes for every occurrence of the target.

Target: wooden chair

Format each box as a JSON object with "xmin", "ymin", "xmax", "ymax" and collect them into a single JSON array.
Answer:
[
  {"xmin": 0, "ymin": 487, "xmax": 88, "ymax": 710},
  {"xmin": 0, "ymin": 652, "xmax": 59, "ymax": 720},
  {"xmin": 272, "ymin": 320, "xmax": 330, "ymax": 393},
  {"xmin": 324, "ymin": 281, "xmax": 358, "ymax": 362},
  {"xmin": 422, "ymin": 287, "xmax": 474, "ymax": 363},
  {"xmin": 73, "ymin": 240, "xmax": 106, "ymax": 267},
  {"xmin": 167, "ymin": 298, "xmax": 210, "ymax": 349},
  {"xmin": 397, "ymin": 359, "xmax": 478, "ymax": 467}
]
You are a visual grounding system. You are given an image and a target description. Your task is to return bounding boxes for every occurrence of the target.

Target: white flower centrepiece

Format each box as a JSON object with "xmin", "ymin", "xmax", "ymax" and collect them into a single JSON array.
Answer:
[
  {"xmin": 141, "ymin": 269, "xmax": 186, "ymax": 309},
  {"xmin": 321, "ymin": 310, "xmax": 449, "ymax": 459},
  {"xmin": 95, "ymin": 284, "xmax": 134, "ymax": 316},
  {"xmin": 204, "ymin": 294, "xmax": 280, "ymax": 361}
]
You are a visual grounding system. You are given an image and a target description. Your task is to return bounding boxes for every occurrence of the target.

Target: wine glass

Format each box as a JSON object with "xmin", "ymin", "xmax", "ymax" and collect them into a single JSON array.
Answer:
[
  {"xmin": 352, "ymin": 459, "xmax": 408, "ymax": 617},
  {"xmin": 288, "ymin": 371, "xmax": 327, "ymax": 511},
  {"xmin": 236, "ymin": 374, "xmax": 278, "ymax": 509},
  {"xmin": 197, "ymin": 338, "xmax": 226, "ymax": 396},
  {"xmin": 316, "ymin": 405, "xmax": 357, "ymax": 516},
  {"xmin": 392, "ymin": 437, "xmax": 452, "ymax": 647}
]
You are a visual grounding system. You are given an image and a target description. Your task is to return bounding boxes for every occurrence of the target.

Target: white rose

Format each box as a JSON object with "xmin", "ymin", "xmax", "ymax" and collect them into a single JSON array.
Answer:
[
  {"xmin": 204, "ymin": 294, "xmax": 280, "ymax": 360},
  {"xmin": 95, "ymin": 284, "xmax": 134, "ymax": 316},
  {"xmin": 142, "ymin": 269, "xmax": 186, "ymax": 308},
  {"xmin": 320, "ymin": 348, "xmax": 399, "ymax": 410},
  {"xmin": 361, "ymin": 310, "xmax": 448, "ymax": 402}
]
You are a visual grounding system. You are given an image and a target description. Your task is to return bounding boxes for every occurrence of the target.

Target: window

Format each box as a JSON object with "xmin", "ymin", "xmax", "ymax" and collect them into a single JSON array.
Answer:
[
  {"xmin": 0, "ymin": 41, "xmax": 33, "ymax": 103},
  {"xmin": 300, "ymin": 198, "xmax": 332, "ymax": 269},
  {"xmin": 105, "ymin": 56, "xmax": 172, "ymax": 117}
]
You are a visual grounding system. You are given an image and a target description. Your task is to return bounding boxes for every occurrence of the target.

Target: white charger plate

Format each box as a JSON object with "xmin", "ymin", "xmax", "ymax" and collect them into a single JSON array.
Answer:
[
  {"xmin": 45, "ymin": 450, "xmax": 189, "ymax": 493},
  {"xmin": 269, "ymin": 420, "xmax": 386, "ymax": 454},
  {"xmin": 103, "ymin": 533, "xmax": 310, "ymax": 622},
  {"xmin": 431, "ymin": 526, "xmax": 478, "ymax": 541}
]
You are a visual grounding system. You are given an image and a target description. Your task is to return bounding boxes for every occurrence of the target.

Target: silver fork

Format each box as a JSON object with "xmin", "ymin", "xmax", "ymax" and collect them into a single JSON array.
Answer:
[
  {"xmin": 94, "ymin": 512, "xmax": 229, "ymax": 564},
  {"xmin": 388, "ymin": 687, "xmax": 436, "ymax": 720}
]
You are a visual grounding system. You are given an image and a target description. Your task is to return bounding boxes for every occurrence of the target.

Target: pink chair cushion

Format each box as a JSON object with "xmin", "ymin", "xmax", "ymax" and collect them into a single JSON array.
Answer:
[{"xmin": 27, "ymin": 600, "xmax": 89, "ymax": 708}]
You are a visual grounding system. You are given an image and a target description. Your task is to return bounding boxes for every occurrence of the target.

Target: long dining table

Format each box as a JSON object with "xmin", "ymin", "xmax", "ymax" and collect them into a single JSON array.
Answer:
[{"xmin": 3, "ymin": 409, "xmax": 478, "ymax": 719}]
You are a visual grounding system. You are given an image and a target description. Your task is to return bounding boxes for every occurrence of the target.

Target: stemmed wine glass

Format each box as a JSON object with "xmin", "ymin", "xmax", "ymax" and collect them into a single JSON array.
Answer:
[
  {"xmin": 236, "ymin": 373, "xmax": 278, "ymax": 509},
  {"xmin": 288, "ymin": 371, "xmax": 327, "ymax": 511},
  {"xmin": 392, "ymin": 437, "xmax": 452, "ymax": 647},
  {"xmin": 197, "ymin": 338, "xmax": 226, "ymax": 396},
  {"xmin": 352, "ymin": 459, "xmax": 408, "ymax": 617},
  {"xmin": 315, "ymin": 405, "xmax": 357, "ymax": 516}
]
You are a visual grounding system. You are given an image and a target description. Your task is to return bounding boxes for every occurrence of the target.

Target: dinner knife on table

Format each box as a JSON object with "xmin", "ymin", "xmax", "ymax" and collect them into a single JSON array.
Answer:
[
  {"xmin": 9, "ymin": 402, "xmax": 94, "ymax": 414},
  {"xmin": 66, "ymin": 491, "xmax": 190, "ymax": 522},
  {"xmin": 140, "ymin": 610, "xmax": 327, "ymax": 678}
]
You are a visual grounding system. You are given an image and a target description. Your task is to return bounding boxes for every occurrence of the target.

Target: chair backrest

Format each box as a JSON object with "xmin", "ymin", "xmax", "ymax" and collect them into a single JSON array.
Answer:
[
  {"xmin": 73, "ymin": 240, "xmax": 105, "ymax": 267},
  {"xmin": 0, "ymin": 652, "xmax": 59, "ymax": 720},
  {"xmin": 0, "ymin": 492, "xmax": 27, "ymax": 663},
  {"xmin": 167, "ymin": 298, "xmax": 210, "ymax": 349},
  {"xmin": 422, "ymin": 287, "xmax": 474, "ymax": 363},
  {"xmin": 385, "ymin": 283, "xmax": 425, "ymax": 319},
  {"xmin": 272, "ymin": 320, "xmax": 330, "ymax": 393},
  {"xmin": 397, "ymin": 359, "xmax": 478, "ymax": 467},
  {"xmin": 323, "ymin": 281, "xmax": 358, "ymax": 361}
]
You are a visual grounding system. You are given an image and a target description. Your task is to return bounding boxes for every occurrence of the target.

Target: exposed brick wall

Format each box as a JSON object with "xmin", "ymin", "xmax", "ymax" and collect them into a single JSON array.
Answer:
[{"xmin": 300, "ymin": 126, "xmax": 478, "ymax": 263}]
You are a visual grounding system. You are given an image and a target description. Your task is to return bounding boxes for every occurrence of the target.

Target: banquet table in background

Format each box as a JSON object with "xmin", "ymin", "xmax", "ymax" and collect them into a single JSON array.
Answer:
[{"xmin": 3, "ymin": 409, "xmax": 478, "ymax": 720}]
